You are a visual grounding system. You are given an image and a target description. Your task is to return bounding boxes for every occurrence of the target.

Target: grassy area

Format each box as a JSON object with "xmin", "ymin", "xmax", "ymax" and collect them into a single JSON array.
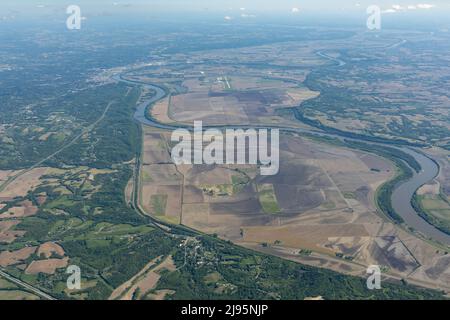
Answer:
[
  {"xmin": 63, "ymin": 222, "xmax": 154, "ymax": 242},
  {"xmin": 141, "ymin": 171, "xmax": 153, "ymax": 182},
  {"xmin": 231, "ymin": 174, "xmax": 250, "ymax": 194},
  {"xmin": 412, "ymin": 194, "xmax": 450, "ymax": 235},
  {"xmin": 0, "ymin": 278, "xmax": 18, "ymax": 290},
  {"xmin": 343, "ymin": 192, "xmax": 357, "ymax": 200},
  {"xmin": 0, "ymin": 278, "xmax": 40, "ymax": 300},
  {"xmin": 321, "ymin": 201, "xmax": 336, "ymax": 210},
  {"xmin": 258, "ymin": 184, "xmax": 280, "ymax": 214},
  {"xmin": 202, "ymin": 184, "xmax": 233, "ymax": 197},
  {"xmin": 44, "ymin": 195, "xmax": 77, "ymax": 210},
  {"xmin": 151, "ymin": 195, "xmax": 168, "ymax": 216},
  {"xmin": 0, "ymin": 290, "xmax": 40, "ymax": 300}
]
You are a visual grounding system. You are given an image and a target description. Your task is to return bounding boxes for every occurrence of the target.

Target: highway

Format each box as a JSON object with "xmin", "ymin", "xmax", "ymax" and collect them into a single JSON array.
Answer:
[{"xmin": 0, "ymin": 268, "xmax": 56, "ymax": 300}]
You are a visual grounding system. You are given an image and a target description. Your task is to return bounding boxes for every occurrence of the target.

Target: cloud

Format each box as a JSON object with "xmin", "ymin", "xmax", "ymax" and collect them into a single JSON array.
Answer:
[
  {"xmin": 241, "ymin": 13, "xmax": 256, "ymax": 18},
  {"xmin": 224, "ymin": 16, "xmax": 233, "ymax": 21},
  {"xmin": 381, "ymin": 3, "xmax": 436, "ymax": 14},
  {"xmin": 292, "ymin": 7, "xmax": 300, "ymax": 13},
  {"xmin": 416, "ymin": 3, "xmax": 435, "ymax": 9},
  {"xmin": 392, "ymin": 4, "xmax": 404, "ymax": 10},
  {"xmin": 112, "ymin": 2, "xmax": 132, "ymax": 8}
]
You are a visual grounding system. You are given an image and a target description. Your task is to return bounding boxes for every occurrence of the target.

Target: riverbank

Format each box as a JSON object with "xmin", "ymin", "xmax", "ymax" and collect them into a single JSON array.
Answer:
[{"xmin": 115, "ymin": 71, "xmax": 450, "ymax": 247}]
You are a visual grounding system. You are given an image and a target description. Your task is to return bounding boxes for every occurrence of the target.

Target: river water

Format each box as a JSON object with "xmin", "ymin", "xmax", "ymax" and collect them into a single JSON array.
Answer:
[
  {"xmin": 392, "ymin": 148, "xmax": 450, "ymax": 245},
  {"xmin": 116, "ymin": 74, "xmax": 450, "ymax": 247}
]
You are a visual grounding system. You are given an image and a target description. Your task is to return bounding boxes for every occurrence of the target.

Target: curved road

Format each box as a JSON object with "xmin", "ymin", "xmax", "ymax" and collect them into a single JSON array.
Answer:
[{"xmin": 115, "ymin": 70, "xmax": 450, "ymax": 247}]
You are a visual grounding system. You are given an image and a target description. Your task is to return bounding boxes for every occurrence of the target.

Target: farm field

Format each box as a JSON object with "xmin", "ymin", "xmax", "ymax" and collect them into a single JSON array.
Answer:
[
  {"xmin": 139, "ymin": 127, "xmax": 450, "ymax": 292},
  {"xmin": 0, "ymin": 278, "xmax": 40, "ymax": 300}
]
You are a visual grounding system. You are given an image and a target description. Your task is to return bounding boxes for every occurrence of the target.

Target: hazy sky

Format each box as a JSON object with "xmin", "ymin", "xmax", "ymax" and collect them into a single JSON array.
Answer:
[
  {"xmin": 1, "ymin": 0, "xmax": 449, "ymax": 28},
  {"xmin": 1, "ymin": 0, "xmax": 449, "ymax": 13}
]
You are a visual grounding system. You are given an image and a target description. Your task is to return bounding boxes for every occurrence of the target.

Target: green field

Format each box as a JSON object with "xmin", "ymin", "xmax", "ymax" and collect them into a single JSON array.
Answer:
[
  {"xmin": 413, "ymin": 194, "xmax": 450, "ymax": 235},
  {"xmin": 151, "ymin": 195, "xmax": 168, "ymax": 216},
  {"xmin": 258, "ymin": 184, "xmax": 280, "ymax": 214}
]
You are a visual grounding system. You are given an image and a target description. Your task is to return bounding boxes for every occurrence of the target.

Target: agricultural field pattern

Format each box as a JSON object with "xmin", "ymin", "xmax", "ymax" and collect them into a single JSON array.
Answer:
[{"xmin": 0, "ymin": 2, "xmax": 449, "ymax": 301}]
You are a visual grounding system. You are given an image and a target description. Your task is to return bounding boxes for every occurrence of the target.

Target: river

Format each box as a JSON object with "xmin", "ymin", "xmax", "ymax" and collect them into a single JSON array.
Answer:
[
  {"xmin": 393, "ymin": 148, "xmax": 450, "ymax": 245},
  {"xmin": 115, "ymin": 73, "xmax": 450, "ymax": 247}
]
